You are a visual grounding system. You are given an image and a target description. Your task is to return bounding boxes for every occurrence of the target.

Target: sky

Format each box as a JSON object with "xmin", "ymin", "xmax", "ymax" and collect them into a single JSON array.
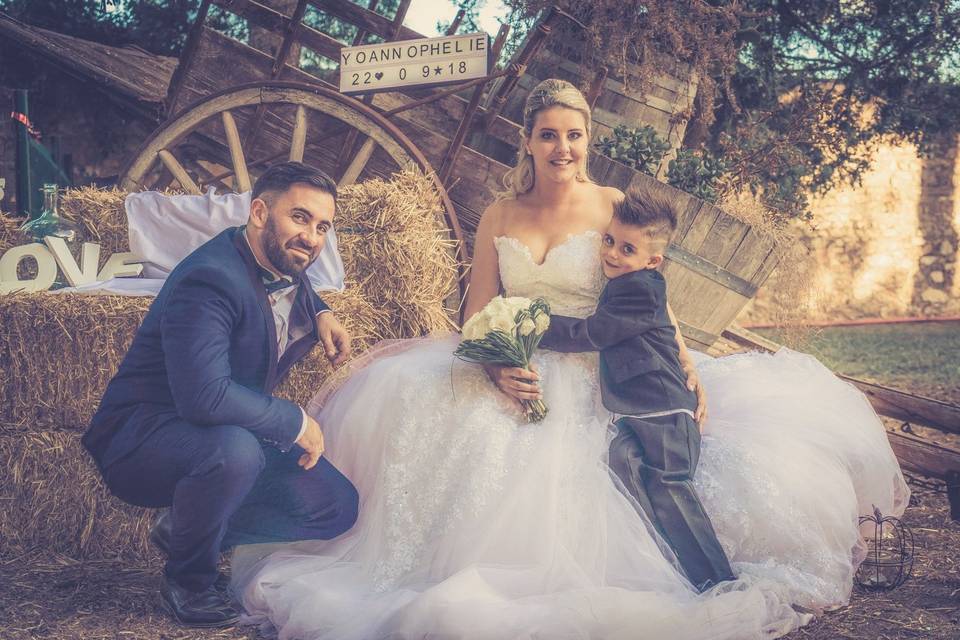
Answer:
[{"xmin": 404, "ymin": 0, "xmax": 509, "ymax": 37}]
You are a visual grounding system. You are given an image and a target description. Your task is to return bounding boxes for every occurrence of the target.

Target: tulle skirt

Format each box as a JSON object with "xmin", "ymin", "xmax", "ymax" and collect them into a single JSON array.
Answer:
[{"xmin": 233, "ymin": 335, "xmax": 908, "ymax": 640}]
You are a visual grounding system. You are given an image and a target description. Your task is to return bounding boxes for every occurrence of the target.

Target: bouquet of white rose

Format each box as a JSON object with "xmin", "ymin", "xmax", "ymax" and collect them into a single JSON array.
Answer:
[{"xmin": 455, "ymin": 296, "xmax": 551, "ymax": 422}]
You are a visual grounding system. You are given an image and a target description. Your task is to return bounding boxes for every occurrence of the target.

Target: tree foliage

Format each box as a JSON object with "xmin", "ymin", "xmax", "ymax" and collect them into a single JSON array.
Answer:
[
  {"xmin": 0, "ymin": 0, "xmax": 204, "ymax": 55},
  {"xmin": 711, "ymin": 0, "xmax": 960, "ymax": 218},
  {"xmin": 498, "ymin": 0, "xmax": 960, "ymax": 220}
]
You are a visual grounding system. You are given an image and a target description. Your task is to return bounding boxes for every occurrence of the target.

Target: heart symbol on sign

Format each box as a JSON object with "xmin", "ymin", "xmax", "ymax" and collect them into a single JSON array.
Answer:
[{"xmin": 375, "ymin": 72, "xmax": 384, "ymax": 80}]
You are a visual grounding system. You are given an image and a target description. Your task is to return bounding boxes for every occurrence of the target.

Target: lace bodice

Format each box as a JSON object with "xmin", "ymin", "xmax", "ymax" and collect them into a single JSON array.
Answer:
[{"xmin": 495, "ymin": 230, "xmax": 605, "ymax": 318}]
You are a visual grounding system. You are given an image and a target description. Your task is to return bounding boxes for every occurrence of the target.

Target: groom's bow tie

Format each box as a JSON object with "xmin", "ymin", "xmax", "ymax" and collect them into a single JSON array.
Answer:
[{"xmin": 259, "ymin": 267, "xmax": 296, "ymax": 295}]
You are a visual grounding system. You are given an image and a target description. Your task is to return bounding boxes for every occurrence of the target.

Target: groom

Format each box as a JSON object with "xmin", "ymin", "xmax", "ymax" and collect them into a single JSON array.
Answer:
[{"xmin": 82, "ymin": 162, "xmax": 359, "ymax": 628}]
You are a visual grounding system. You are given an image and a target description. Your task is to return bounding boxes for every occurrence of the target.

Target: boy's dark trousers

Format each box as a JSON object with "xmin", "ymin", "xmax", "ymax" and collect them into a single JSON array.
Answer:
[{"xmin": 609, "ymin": 411, "xmax": 735, "ymax": 591}]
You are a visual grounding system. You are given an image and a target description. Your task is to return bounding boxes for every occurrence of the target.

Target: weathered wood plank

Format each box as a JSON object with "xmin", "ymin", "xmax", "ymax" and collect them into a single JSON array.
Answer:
[
  {"xmin": 338, "ymin": 137, "xmax": 377, "ymax": 186},
  {"xmin": 724, "ymin": 227, "xmax": 777, "ymax": 283},
  {"xmin": 214, "ymin": 0, "xmax": 343, "ymax": 62},
  {"xmin": 720, "ymin": 324, "xmax": 782, "ymax": 352},
  {"xmin": 0, "ymin": 13, "xmax": 175, "ymax": 112},
  {"xmin": 677, "ymin": 200, "xmax": 720, "ymax": 248},
  {"xmin": 843, "ymin": 378, "xmax": 960, "ymax": 435},
  {"xmin": 696, "ymin": 212, "xmax": 751, "ymax": 267},
  {"xmin": 887, "ymin": 429, "xmax": 960, "ymax": 481},
  {"xmin": 750, "ymin": 245, "xmax": 784, "ymax": 289},
  {"xmin": 602, "ymin": 158, "xmax": 638, "ymax": 191},
  {"xmin": 289, "ymin": 105, "xmax": 308, "ymax": 161},
  {"xmin": 221, "ymin": 111, "xmax": 252, "ymax": 192}
]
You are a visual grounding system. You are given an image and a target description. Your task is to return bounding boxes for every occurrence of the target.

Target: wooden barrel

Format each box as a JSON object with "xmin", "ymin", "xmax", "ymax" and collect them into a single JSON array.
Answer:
[{"xmin": 591, "ymin": 154, "xmax": 782, "ymax": 352}]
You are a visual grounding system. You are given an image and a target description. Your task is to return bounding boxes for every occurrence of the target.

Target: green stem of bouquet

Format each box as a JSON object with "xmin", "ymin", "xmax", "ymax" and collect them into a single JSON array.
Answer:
[{"xmin": 454, "ymin": 330, "xmax": 549, "ymax": 423}]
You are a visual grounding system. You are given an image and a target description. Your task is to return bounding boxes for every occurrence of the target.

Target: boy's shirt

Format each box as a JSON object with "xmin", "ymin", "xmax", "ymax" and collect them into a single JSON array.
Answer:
[{"xmin": 538, "ymin": 269, "xmax": 697, "ymax": 416}]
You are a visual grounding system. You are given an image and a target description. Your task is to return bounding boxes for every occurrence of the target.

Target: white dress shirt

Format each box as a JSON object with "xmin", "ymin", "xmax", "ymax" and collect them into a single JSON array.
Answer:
[{"xmin": 242, "ymin": 230, "xmax": 321, "ymax": 443}]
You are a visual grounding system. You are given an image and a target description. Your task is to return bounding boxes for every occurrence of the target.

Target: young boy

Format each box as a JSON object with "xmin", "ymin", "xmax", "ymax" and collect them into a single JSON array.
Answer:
[{"xmin": 538, "ymin": 185, "xmax": 736, "ymax": 592}]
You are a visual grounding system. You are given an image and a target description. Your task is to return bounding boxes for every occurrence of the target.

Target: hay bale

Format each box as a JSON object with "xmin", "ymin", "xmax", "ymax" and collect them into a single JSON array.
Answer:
[
  {"xmin": 0, "ymin": 187, "xmax": 133, "ymax": 278},
  {"xmin": 0, "ymin": 291, "xmax": 387, "ymax": 432},
  {"xmin": 0, "ymin": 293, "xmax": 151, "ymax": 431},
  {"xmin": 0, "ymin": 169, "xmax": 461, "ymax": 430},
  {"xmin": 58, "ymin": 186, "xmax": 132, "ymax": 257},
  {"xmin": 336, "ymin": 167, "xmax": 461, "ymax": 337},
  {"xmin": 0, "ymin": 429, "xmax": 157, "ymax": 562}
]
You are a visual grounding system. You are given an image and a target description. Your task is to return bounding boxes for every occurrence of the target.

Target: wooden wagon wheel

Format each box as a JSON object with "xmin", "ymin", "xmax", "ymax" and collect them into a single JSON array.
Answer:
[{"xmin": 120, "ymin": 80, "xmax": 467, "ymax": 305}]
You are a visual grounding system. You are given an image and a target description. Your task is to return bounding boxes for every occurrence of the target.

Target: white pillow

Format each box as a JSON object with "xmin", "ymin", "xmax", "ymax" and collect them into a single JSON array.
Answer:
[{"xmin": 125, "ymin": 187, "xmax": 345, "ymax": 292}]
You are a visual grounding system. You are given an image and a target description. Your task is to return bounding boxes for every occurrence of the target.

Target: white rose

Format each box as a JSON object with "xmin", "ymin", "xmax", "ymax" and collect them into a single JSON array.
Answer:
[
  {"xmin": 484, "ymin": 296, "xmax": 508, "ymax": 316},
  {"xmin": 489, "ymin": 315, "xmax": 515, "ymax": 334},
  {"xmin": 519, "ymin": 318, "xmax": 536, "ymax": 336},
  {"xmin": 534, "ymin": 313, "xmax": 550, "ymax": 334},
  {"xmin": 504, "ymin": 296, "xmax": 532, "ymax": 318},
  {"xmin": 461, "ymin": 313, "xmax": 490, "ymax": 340}
]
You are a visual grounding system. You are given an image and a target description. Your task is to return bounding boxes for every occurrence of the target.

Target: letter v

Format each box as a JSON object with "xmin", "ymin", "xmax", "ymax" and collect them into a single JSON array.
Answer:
[{"xmin": 44, "ymin": 236, "xmax": 101, "ymax": 286}]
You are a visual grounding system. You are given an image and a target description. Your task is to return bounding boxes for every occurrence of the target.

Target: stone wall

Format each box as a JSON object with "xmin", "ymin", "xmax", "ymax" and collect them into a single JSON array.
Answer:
[
  {"xmin": 744, "ymin": 137, "xmax": 960, "ymax": 324},
  {"xmin": 913, "ymin": 133, "xmax": 959, "ymax": 314}
]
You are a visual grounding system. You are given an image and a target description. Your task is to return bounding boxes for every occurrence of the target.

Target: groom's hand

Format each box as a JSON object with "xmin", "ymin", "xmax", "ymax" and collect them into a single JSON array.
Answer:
[
  {"xmin": 317, "ymin": 311, "xmax": 352, "ymax": 367},
  {"xmin": 296, "ymin": 415, "xmax": 326, "ymax": 470}
]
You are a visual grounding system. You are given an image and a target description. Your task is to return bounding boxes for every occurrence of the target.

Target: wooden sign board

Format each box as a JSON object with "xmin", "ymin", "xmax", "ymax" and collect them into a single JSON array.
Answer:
[{"xmin": 339, "ymin": 32, "xmax": 489, "ymax": 95}]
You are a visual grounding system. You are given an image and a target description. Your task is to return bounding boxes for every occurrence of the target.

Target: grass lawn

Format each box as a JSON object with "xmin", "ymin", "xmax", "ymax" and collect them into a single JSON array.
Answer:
[{"xmin": 756, "ymin": 321, "xmax": 960, "ymax": 404}]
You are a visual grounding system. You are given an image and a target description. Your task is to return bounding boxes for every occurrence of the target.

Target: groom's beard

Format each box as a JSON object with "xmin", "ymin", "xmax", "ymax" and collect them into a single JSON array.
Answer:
[{"xmin": 263, "ymin": 215, "xmax": 318, "ymax": 277}]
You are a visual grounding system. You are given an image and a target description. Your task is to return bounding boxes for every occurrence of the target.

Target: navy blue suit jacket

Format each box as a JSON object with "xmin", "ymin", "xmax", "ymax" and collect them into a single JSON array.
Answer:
[
  {"xmin": 538, "ymin": 269, "xmax": 696, "ymax": 416},
  {"xmin": 83, "ymin": 227, "xmax": 329, "ymax": 472}
]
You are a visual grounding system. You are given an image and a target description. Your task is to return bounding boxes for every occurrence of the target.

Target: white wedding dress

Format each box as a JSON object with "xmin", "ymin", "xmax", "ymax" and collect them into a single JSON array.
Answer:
[{"xmin": 234, "ymin": 230, "xmax": 909, "ymax": 640}]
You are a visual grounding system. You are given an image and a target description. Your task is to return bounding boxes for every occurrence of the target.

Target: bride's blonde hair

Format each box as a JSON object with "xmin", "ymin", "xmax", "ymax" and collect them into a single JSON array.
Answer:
[{"xmin": 499, "ymin": 79, "xmax": 593, "ymax": 200}]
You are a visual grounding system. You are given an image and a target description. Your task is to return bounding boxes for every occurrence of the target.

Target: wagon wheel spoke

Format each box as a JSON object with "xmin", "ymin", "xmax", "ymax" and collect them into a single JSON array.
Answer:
[
  {"xmin": 121, "ymin": 82, "xmax": 467, "ymax": 308},
  {"xmin": 182, "ymin": 154, "xmax": 232, "ymax": 194},
  {"xmin": 157, "ymin": 149, "xmax": 201, "ymax": 194},
  {"xmin": 338, "ymin": 137, "xmax": 378, "ymax": 186},
  {"xmin": 221, "ymin": 111, "xmax": 252, "ymax": 192},
  {"xmin": 289, "ymin": 105, "xmax": 308, "ymax": 163}
]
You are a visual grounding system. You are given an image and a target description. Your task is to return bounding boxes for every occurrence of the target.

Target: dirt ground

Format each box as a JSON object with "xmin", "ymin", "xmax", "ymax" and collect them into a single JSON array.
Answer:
[{"xmin": 1, "ymin": 473, "xmax": 956, "ymax": 640}]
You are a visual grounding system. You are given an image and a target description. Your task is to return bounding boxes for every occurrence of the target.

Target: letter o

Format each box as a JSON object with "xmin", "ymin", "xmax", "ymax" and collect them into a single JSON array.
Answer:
[{"xmin": 0, "ymin": 243, "xmax": 58, "ymax": 293}]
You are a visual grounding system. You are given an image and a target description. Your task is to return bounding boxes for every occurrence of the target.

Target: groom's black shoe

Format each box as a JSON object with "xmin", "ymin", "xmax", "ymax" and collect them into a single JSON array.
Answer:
[
  {"xmin": 159, "ymin": 576, "xmax": 240, "ymax": 628},
  {"xmin": 150, "ymin": 511, "xmax": 232, "ymax": 593},
  {"xmin": 149, "ymin": 510, "xmax": 173, "ymax": 556}
]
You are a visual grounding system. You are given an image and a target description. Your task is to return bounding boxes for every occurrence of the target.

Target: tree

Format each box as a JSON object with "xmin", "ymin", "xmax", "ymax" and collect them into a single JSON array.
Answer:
[
  {"xmin": 498, "ymin": 0, "xmax": 960, "ymax": 222},
  {"xmin": 705, "ymin": 0, "xmax": 960, "ymax": 219},
  {"xmin": 0, "ymin": 0, "xmax": 202, "ymax": 56}
]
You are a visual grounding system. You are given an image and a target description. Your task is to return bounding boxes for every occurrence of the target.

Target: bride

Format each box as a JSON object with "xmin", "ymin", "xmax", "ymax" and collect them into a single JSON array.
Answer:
[{"xmin": 233, "ymin": 79, "xmax": 909, "ymax": 639}]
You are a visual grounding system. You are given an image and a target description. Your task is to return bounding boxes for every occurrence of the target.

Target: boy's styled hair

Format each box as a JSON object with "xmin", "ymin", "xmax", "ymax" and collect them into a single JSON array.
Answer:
[
  {"xmin": 252, "ymin": 161, "xmax": 337, "ymax": 203},
  {"xmin": 613, "ymin": 185, "xmax": 679, "ymax": 250}
]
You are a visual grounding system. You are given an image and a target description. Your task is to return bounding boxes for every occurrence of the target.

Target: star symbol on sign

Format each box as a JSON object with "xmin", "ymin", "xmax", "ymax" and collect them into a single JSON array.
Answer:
[{"xmin": 434, "ymin": 66, "xmax": 442, "ymax": 75}]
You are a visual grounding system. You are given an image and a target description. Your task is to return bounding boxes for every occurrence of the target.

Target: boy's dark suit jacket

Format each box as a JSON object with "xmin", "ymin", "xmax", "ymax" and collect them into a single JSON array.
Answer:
[
  {"xmin": 82, "ymin": 226, "xmax": 328, "ymax": 472},
  {"xmin": 538, "ymin": 269, "xmax": 696, "ymax": 415}
]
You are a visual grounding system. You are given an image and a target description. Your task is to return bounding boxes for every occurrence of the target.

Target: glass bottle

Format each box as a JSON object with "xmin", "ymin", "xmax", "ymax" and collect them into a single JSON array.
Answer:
[
  {"xmin": 19, "ymin": 183, "xmax": 83, "ymax": 288},
  {"xmin": 19, "ymin": 183, "xmax": 82, "ymax": 244}
]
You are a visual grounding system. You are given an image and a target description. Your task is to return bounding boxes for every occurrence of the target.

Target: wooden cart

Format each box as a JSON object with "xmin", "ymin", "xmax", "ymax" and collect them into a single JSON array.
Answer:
[{"xmin": 5, "ymin": 1, "xmax": 959, "ymax": 493}]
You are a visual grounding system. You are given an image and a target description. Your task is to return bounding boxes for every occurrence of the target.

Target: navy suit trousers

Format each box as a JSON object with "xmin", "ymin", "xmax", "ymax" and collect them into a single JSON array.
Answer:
[
  {"xmin": 609, "ymin": 412, "xmax": 734, "ymax": 591},
  {"xmin": 102, "ymin": 420, "xmax": 358, "ymax": 591}
]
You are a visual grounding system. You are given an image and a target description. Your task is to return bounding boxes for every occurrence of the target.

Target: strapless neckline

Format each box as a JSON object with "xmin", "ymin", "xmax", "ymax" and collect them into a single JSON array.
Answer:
[{"xmin": 494, "ymin": 230, "xmax": 601, "ymax": 267}]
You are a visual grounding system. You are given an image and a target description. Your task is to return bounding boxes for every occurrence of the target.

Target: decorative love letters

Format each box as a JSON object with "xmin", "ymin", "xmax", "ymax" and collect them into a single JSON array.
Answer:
[{"xmin": 0, "ymin": 239, "xmax": 144, "ymax": 293}]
